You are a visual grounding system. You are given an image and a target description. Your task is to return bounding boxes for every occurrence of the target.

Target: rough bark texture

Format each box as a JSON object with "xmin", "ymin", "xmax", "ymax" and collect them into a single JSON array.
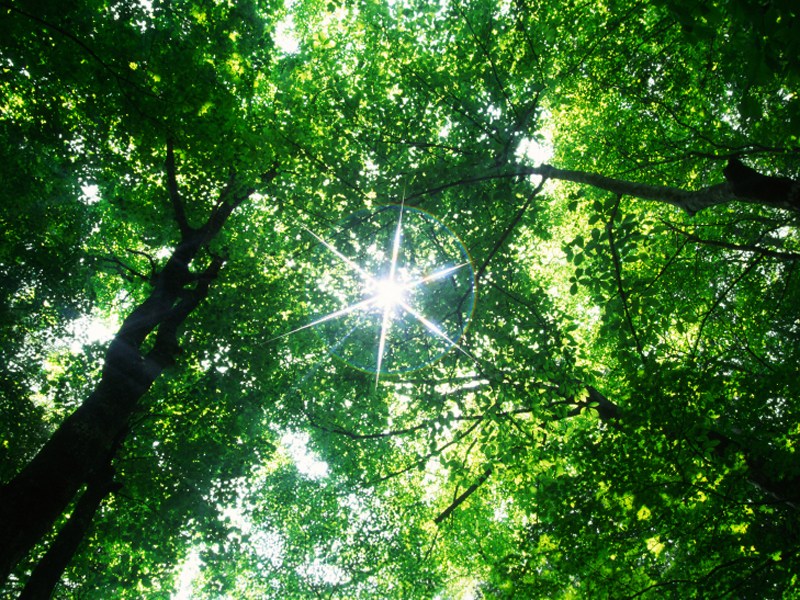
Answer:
[
  {"xmin": 0, "ymin": 147, "xmax": 260, "ymax": 585},
  {"xmin": 518, "ymin": 161, "xmax": 800, "ymax": 215},
  {"xmin": 19, "ymin": 462, "xmax": 120, "ymax": 600}
]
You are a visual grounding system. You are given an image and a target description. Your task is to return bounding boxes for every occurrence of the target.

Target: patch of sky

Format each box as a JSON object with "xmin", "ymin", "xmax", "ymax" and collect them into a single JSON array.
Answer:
[
  {"xmin": 280, "ymin": 430, "xmax": 329, "ymax": 479},
  {"xmin": 515, "ymin": 134, "xmax": 553, "ymax": 166},
  {"xmin": 274, "ymin": 0, "xmax": 300, "ymax": 54},
  {"xmin": 172, "ymin": 550, "xmax": 202, "ymax": 600},
  {"xmin": 67, "ymin": 313, "xmax": 118, "ymax": 353},
  {"xmin": 80, "ymin": 183, "xmax": 100, "ymax": 205}
]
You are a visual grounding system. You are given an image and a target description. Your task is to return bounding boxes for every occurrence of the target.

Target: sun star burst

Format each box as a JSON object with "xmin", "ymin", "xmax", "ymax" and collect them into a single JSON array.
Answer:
[
  {"xmin": 371, "ymin": 277, "xmax": 407, "ymax": 309},
  {"xmin": 276, "ymin": 203, "xmax": 475, "ymax": 385}
]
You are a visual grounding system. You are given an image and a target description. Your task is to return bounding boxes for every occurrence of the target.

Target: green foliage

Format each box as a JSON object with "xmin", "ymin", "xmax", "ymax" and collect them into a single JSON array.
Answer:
[{"xmin": 2, "ymin": 0, "xmax": 799, "ymax": 597}]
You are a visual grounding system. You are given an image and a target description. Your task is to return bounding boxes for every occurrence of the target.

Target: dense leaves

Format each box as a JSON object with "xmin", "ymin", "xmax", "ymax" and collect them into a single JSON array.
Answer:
[{"xmin": 1, "ymin": 0, "xmax": 799, "ymax": 597}]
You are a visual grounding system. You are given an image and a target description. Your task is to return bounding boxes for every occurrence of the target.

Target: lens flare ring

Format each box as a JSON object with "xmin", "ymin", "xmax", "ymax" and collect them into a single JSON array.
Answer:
[{"xmin": 277, "ymin": 204, "xmax": 475, "ymax": 384}]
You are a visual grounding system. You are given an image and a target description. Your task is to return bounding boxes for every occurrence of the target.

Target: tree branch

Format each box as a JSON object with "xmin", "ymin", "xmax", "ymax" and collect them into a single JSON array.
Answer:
[
  {"xmin": 606, "ymin": 195, "xmax": 647, "ymax": 364},
  {"xmin": 526, "ymin": 161, "xmax": 800, "ymax": 215},
  {"xmin": 691, "ymin": 254, "xmax": 764, "ymax": 358},
  {"xmin": 18, "ymin": 443, "xmax": 122, "ymax": 600},
  {"xmin": 642, "ymin": 237, "xmax": 690, "ymax": 294},
  {"xmin": 166, "ymin": 140, "xmax": 191, "ymax": 237},
  {"xmin": 525, "ymin": 164, "xmax": 739, "ymax": 215},
  {"xmin": 95, "ymin": 255, "xmax": 149, "ymax": 283},
  {"xmin": 369, "ymin": 417, "xmax": 485, "ymax": 485},
  {"xmin": 0, "ymin": 2, "xmax": 159, "ymax": 100},
  {"xmin": 125, "ymin": 248, "xmax": 158, "ymax": 278},
  {"xmin": 660, "ymin": 220, "xmax": 800, "ymax": 261},
  {"xmin": 474, "ymin": 176, "xmax": 547, "ymax": 283},
  {"xmin": 562, "ymin": 386, "xmax": 622, "ymax": 425},
  {"xmin": 147, "ymin": 255, "xmax": 224, "ymax": 370},
  {"xmin": 304, "ymin": 411, "xmax": 429, "ymax": 440},
  {"xmin": 723, "ymin": 157, "xmax": 800, "ymax": 211},
  {"xmin": 434, "ymin": 466, "xmax": 492, "ymax": 524},
  {"xmin": 456, "ymin": 3, "xmax": 516, "ymax": 121}
]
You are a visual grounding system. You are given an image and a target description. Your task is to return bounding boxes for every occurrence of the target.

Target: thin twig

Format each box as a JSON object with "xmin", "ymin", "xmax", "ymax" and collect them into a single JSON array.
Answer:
[
  {"xmin": 660, "ymin": 220, "xmax": 800, "ymax": 261},
  {"xmin": 606, "ymin": 195, "xmax": 647, "ymax": 364},
  {"xmin": 474, "ymin": 175, "xmax": 548, "ymax": 283},
  {"xmin": 691, "ymin": 254, "xmax": 764, "ymax": 358}
]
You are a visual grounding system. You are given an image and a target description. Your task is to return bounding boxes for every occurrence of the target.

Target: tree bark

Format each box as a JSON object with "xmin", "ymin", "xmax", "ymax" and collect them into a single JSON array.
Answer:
[
  {"xmin": 434, "ymin": 467, "xmax": 493, "ymax": 524},
  {"xmin": 0, "ymin": 151, "xmax": 260, "ymax": 585},
  {"xmin": 517, "ymin": 159, "xmax": 800, "ymax": 215},
  {"xmin": 0, "ymin": 315, "xmax": 166, "ymax": 586},
  {"xmin": 722, "ymin": 157, "xmax": 800, "ymax": 212},
  {"xmin": 19, "ymin": 462, "xmax": 120, "ymax": 600}
]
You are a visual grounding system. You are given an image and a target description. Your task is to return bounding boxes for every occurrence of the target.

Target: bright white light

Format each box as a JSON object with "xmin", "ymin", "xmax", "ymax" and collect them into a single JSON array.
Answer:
[
  {"xmin": 138, "ymin": 0, "xmax": 154, "ymax": 16},
  {"xmin": 275, "ymin": 204, "xmax": 475, "ymax": 384},
  {"xmin": 298, "ymin": 557, "xmax": 349, "ymax": 586},
  {"xmin": 274, "ymin": 15, "xmax": 300, "ymax": 54},
  {"xmin": 80, "ymin": 184, "xmax": 100, "ymax": 205},
  {"xmin": 172, "ymin": 549, "xmax": 202, "ymax": 600},
  {"xmin": 68, "ymin": 315, "xmax": 118, "ymax": 352},
  {"xmin": 516, "ymin": 136, "xmax": 553, "ymax": 166},
  {"xmin": 280, "ymin": 431, "xmax": 329, "ymax": 480},
  {"xmin": 372, "ymin": 277, "xmax": 406, "ymax": 309}
]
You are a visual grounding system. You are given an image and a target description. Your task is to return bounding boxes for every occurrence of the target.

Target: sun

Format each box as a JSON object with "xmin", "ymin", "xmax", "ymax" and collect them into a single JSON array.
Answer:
[
  {"xmin": 275, "ymin": 203, "xmax": 475, "ymax": 384},
  {"xmin": 370, "ymin": 277, "xmax": 407, "ymax": 310}
]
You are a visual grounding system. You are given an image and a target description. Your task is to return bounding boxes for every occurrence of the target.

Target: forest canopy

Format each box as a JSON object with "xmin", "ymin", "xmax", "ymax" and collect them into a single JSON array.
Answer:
[{"xmin": 1, "ymin": 0, "xmax": 799, "ymax": 597}]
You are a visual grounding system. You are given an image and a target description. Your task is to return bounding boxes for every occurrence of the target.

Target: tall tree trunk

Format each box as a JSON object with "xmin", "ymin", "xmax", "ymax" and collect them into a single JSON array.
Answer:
[
  {"xmin": 19, "ymin": 459, "xmax": 120, "ymax": 600},
  {"xmin": 0, "ymin": 145, "xmax": 261, "ymax": 585},
  {"xmin": 0, "ymin": 246, "xmax": 221, "ymax": 585}
]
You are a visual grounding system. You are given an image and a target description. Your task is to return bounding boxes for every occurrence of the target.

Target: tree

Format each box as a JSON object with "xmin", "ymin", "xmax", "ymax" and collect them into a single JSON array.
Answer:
[
  {"xmin": 2, "ymin": 0, "xmax": 799, "ymax": 597},
  {"xmin": 1, "ymin": 0, "xmax": 281, "ymax": 591}
]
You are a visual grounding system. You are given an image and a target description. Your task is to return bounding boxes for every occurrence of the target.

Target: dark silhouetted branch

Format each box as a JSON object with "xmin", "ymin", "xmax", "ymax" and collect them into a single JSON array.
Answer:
[{"xmin": 434, "ymin": 467, "xmax": 493, "ymax": 524}]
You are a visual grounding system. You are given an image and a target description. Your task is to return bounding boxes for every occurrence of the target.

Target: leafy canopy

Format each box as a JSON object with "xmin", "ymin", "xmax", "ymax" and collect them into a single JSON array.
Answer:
[{"xmin": 1, "ymin": 0, "xmax": 799, "ymax": 597}]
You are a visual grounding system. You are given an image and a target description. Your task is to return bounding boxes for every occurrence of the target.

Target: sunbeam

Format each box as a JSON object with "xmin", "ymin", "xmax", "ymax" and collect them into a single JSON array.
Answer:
[
  {"xmin": 276, "ymin": 204, "xmax": 475, "ymax": 383},
  {"xmin": 376, "ymin": 200, "xmax": 406, "ymax": 384}
]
